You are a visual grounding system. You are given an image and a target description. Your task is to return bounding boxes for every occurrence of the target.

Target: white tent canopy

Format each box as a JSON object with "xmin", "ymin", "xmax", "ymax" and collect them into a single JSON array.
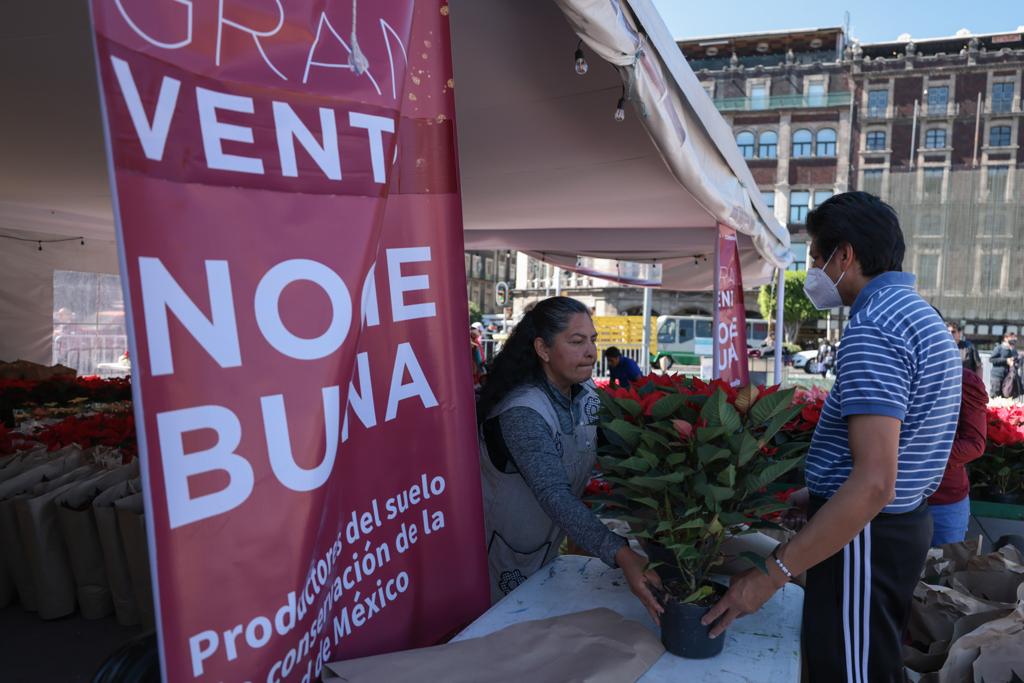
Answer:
[
  {"xmin": 454, "ymin": 0, "xmax": 791, "ymax": 289},
  {"xmin": 0, "ymin": 0, "xmax": 789, "ymax": 366}
]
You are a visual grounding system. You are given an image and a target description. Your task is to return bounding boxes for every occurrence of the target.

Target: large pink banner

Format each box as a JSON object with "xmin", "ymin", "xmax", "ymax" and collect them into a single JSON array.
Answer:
[
  {"xmin": 713, "ymin": 224, "xmax": 750, "ymax": 388},
  {"xmin": 88, "ymin": 1, "xmax": 489, "ymax": 680}
]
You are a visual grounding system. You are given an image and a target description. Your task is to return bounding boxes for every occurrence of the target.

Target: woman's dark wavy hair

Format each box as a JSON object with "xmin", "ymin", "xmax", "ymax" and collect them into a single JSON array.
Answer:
[{"xmin": 476, "ymin": 296, "xmax": 590, "ymax": 423}]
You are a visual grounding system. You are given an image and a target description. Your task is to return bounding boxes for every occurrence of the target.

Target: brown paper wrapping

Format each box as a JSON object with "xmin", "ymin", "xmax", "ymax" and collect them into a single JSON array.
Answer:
[
  {"xmin": 0, "ymin": 446, "xmax": 83, "ymax": 610},
  {"xmin": 93, "ymin": 478, "xmax": 142, "ymax": 625},
  {"xmin": 114, "ymin": 492, "xmax": 154, "ymax": 630},
  {"xmin": 324, "ymin": 608, "xmax": 664, "ymax": 683},
  {"xmin": 54, "ymin": 462, "xmax": 139, "ymax": 619}
]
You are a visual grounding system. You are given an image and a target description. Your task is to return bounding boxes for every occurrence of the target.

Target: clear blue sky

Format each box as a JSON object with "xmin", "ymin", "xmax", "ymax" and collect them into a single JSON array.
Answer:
[{"xmin": 652, "ymin": 0, "xmax": 1024, "ymax": 43}]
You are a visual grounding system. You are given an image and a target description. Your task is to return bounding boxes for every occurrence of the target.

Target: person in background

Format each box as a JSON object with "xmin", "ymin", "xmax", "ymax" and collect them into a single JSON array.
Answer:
[
  {"xmin": 471, "ymin": 321, "xmax": 487, "ymax": 361},
  {"xmin": 817, "ymin": 337, "xmax": 834, "ymax": 378},
  {"xmin": 470, "ymin": 328, "xmax": 486, "ymax": 390},
  {"xmin": 989, "ymin": 331, "xmax": 1018, "ymax": 398},
  {"xmin": 605, "ymin": 346, "xmax": 643, "ymax": 389},
  {"xmin": 929, "ymin": 312, "xmax": 988, "ymax": 545},
  {"xmin": 704, "ymin": 192, "xmax": 961, "ymax": 682},
  {"xmin": 475, "ymin": 297, "xmax": 662, "ymax": 621},
  {"xmin": 947, "ymin": 321, "xmax": 982, "ymax": 378}
]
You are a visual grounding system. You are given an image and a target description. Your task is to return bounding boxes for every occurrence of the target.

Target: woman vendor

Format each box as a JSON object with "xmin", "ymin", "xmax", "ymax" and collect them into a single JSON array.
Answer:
[{"xmin": 475, "ymin": 296, "xmax": 662, "ymax": 622}]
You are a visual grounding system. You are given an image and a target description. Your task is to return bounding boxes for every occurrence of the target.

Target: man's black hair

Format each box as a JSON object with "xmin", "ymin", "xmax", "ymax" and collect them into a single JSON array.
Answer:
[
  {"xmin": 604, "ymin": 346, "xmax": 622, "ymax": 359},
  {"xmin": 806, "ymin": 191, "xmax": 905, "ymax": 276}
]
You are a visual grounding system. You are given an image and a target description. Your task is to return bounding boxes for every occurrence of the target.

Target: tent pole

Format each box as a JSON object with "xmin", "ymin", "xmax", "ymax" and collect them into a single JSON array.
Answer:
[
  {"xmin": 641, "ymin": 286, "xmax": 652, "ymax": 375},
  {"xmin": 554, "ymin": 267, "xmax": 562, "ymax": 296},
  {"xmin": 774, "ymin": 267, "xmax": 785, "ymax": 385},
  {"xmin": 712, "ymin": 226, "xmax": 722, "ymax": 380}
]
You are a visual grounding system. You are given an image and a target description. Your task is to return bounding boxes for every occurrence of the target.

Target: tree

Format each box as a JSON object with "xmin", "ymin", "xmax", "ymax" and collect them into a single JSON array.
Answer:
[
  {"xmin": 757, "ymin": 270, "xmax": 826, "ymax": 342},
  {"xmin": 468, "ymin": 300, "xmax": 483, "ymax": 326}
]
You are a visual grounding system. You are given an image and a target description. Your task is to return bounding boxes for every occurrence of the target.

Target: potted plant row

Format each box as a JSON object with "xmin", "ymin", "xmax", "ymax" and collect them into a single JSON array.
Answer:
[{"xmin": 595, "ymin": 377, "xmax": 809, "ymax": 659}]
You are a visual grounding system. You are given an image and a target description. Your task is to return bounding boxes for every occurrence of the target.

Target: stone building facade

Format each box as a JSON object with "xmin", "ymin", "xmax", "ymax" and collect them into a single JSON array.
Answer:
[{"xmin": 488, "ymin": 26, "xmax": 1024, "ymax": 339}]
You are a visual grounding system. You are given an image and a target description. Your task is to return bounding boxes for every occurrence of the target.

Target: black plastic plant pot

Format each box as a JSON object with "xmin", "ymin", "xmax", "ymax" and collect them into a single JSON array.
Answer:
[
  {"xmin": 643, "ymin": 541, "xmax": 684, "ymax": 584},
  {"xmin": 660, "ymin": 588, "xmax": 727, "ymax": 659}
]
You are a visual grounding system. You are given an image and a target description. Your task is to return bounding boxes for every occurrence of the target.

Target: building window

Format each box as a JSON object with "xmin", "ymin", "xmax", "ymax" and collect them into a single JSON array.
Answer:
[
  {"xmin": 789, "ymin": 190, "xmax": 810, "ymax": 223},
  {"xmin": 980, "ymin": 206, "xmax": 1009, "ymax": 235},
  {"xmin": 464, "ymin": 254, "xmax": 471, "ymax": 276},
  {"xmin": 750, "ymin": 84, "xmax": 768, "ymax": 110},
  {"xmin": 866, "ymin": 130, "xmax": 887, "ymax": 151},
  {"xmin": 792, "ymin": 129, "xmax": 813, "ymax": 158},
  {"xmin": 808, "ymin": 82, "xmax": 826, "ymax": 107},
  {"xmin": 758, "ymin": 131, "xmax": 778, "ymax": 158},
  {"xmin": 816, "ymin": 128, "xmax": 837, "ymax": 156},
  {"xmin": 992, "ymin": 82, "xmax": 1014, "ymax": 113},
  {"xmin": 471, "ymin": 254, "xmax": 483, "ymax": 279},
  {"xmin": 867, "ymin": 89, "xmax": 888, "ymax": 118},
  {"xmin": 761, "ymin": 190, "xmax": 775, "ymax": 210},
  {"xmin": 918, "ymin": 207, "xmax": 943, "ymax": 236},
  {"xmin": 862, "ymin": 169, "xmax": 883, "ymax": 196},
  {"xmin": 979, "ymin": 250, "xmax": 1004, "ymax": 291},
  {"xmin": 813, "ymin": 190, "xmax": 833, "ymax": 209},
  {"xmin": 990, "ymin": 125, "xmax": 1012, "ymax": 147},
  {"xmin": 924, "ymin": 128, "xmax": 946, "ymax": 149},
  {"xmin": 485, "ymin": 257, "xmax": 495, "ymax": 280},
  {"xmin": 927, "ymin": 86, "xmax": 949, "ymax": 115},
  {"xmin": 917, "ymin": 254, "xmax": 940, "ymax": 290},
  {"xmin": 736, "ymin": 131, "xmax": 755, "ymax": 159},
  {"xmin": 987, "ymin": 165, "xmax": 1009, "ymax": 203},
  {"xmin": 923, "ymin": 168, "xmax": 944, "ymax": 199}
]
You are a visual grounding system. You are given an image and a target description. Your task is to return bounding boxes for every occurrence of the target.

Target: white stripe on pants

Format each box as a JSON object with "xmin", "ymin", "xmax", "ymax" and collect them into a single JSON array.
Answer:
[{"xmin": 842, "ymin": 523, "xmax": 872, "ymax": 683}]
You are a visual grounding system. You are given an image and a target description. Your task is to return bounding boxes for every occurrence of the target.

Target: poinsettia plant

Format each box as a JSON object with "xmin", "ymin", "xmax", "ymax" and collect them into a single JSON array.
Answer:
[
  {"xmin": 970, "ymin": 403, "xmax": 1024, "ymax": 500},
  {"xmin": 595, "ymin": 375, "xmax": 809, "ymax": 604}
]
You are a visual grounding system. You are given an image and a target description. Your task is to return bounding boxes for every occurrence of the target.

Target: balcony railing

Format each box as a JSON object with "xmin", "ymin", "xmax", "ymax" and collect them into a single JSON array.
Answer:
[{"xmin": 715, "ymin": 91, "xmax": 852, "ymax": 112}]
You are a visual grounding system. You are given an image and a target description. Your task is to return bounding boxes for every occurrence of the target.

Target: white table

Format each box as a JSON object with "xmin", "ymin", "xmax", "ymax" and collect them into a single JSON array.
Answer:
[{"xmin": 455, "ymin": 555, "xmax": 803, "ymax": 682}]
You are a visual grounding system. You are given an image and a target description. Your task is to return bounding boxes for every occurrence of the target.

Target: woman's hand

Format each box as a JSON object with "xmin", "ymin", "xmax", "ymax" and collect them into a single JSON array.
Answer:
[{"xmin": 616, "ymin": 545, "xmax": 664, "ymax": 625}]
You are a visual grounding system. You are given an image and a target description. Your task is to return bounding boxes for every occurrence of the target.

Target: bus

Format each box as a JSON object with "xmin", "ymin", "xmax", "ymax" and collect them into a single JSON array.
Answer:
[{"xmin": 653, "ymin": 315, "xmax": 769, "ymax": 367}]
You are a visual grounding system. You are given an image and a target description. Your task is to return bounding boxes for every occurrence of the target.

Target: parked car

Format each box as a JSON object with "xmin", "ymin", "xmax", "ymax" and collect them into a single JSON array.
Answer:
[{"xmin": 792, "ymin": 349, "xmax": 818, "ymax": 372}]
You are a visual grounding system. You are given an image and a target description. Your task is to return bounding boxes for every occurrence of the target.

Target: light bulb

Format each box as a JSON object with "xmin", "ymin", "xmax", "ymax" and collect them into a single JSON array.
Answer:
[
  {"xmin": 574, "ymin": 48, "xmax": 589, "ymax": 75},
  {"xmin": 614, "ymin": 97, "xmax": 626, "ymax": 122}
]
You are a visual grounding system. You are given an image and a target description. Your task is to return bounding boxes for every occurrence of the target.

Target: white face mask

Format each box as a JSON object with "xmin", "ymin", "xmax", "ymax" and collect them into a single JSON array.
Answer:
[{"xmin": 803, "ymin": 248, "xmax": 847, "ymax": 310}]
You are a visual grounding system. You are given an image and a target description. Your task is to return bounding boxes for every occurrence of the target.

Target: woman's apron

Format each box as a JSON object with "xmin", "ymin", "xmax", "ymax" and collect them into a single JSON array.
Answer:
[{"xmin": 478, "ymin": 382, "xmax": 598, "ymax": 603}]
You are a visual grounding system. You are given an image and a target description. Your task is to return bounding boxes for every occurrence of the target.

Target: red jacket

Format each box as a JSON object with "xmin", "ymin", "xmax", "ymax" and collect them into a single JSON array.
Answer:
[{"xmin": 929, "ymin": 368, "xmax": 988, "ymax": 505}]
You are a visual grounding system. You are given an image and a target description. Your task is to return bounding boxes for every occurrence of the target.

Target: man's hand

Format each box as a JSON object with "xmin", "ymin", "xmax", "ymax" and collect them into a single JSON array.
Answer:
[
  {"xmin": 616, "ymin": 546, "xmax": 664, "ymax": 625},
  {"xmin": 781, "ymin": 487, "xmax": 810, "ymax": 531},
  {"xmin": 700, "ymin": 562, "xmax": 787, "ymax": 638}
]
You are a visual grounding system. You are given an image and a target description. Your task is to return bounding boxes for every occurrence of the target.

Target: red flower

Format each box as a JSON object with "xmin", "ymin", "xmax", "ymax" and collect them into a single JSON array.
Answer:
[
  {"xmin": 639, "ymin": 391, "xmax": 668, "ymax": 416},
  {"xmin": 584, "ymin": 477, "xmax": 612, "ymax": 496},
  {"xmin": 800, "ymin": 403, "xmax": 822, "ymax": 425},
  {"xmin": 671, "ymin": 419, "xmax": 694, "ymax": 441}
]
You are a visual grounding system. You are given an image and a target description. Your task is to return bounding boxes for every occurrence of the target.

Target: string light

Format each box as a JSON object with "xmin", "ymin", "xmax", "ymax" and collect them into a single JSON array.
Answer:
[
  {"xmin": 574, "ymin": 40, "xmax": 589, "ymax": 75},
  {"xmin": 0, "ymin": 233, "xmax": 86, "ymax": 251},
  {"xmin": 614, "ymin": 86, "xmax": 626, "ymax": 122}
]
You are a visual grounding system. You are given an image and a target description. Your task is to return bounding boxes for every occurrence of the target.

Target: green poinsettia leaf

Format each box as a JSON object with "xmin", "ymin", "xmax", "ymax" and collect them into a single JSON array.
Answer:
[
  {"xmin": 717, "ymin": 464, "xmax": 736, "ymax": 488},
  {"xmin": 742, "ymin": 455, "xmax": 805, "ymax": 494},
  {"xmin": 617, "ymin": 398, "xmax": 642, "ymax": 417},
  {"xmin": 650, "ymin": 393, "xmax": 689, "ymax": 420},
  {"xmin": 750, "ymin": 388, "xmax": 796, "ymax": 425},
  {"xmin": 597, "ymin": 389, "xmax": 624, "ymax": 420}
]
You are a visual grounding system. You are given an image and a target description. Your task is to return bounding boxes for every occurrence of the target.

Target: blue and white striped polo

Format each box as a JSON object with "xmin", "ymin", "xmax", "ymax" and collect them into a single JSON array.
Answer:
[{"xmin": 805, "ymin": 272, "xmax": 962, "ymax": 514}]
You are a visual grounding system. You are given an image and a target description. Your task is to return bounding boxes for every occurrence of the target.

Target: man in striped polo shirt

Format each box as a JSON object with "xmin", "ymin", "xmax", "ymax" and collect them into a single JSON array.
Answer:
[{"xmin": 704, "ymin": 192, "xmax": 961, "ymax": 682}]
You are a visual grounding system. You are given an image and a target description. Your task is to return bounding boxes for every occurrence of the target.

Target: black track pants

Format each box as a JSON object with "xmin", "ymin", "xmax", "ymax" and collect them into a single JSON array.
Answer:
[{"xmin": 803, "ymin": 497, "xmax": 932, "ymax": 683}]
